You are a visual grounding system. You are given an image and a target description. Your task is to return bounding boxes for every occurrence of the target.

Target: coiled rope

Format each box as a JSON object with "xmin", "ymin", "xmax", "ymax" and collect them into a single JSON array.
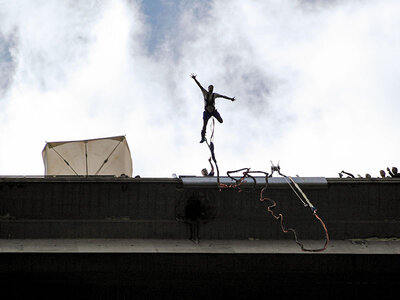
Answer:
[{"xmin": 202, "ymin": 120, "xmax": 329, "ymax": 252}]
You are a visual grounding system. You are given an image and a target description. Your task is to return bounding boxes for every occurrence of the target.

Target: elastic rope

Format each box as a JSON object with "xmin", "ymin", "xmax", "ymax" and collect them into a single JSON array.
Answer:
[
  {"xmin": 281, "ymin": 176, "xmax": 308, "ymax": 207},
  {"xmin": 286, "ymin": 175, "xmax": 315, "ymax": 209},
  {"xmin": 210, "ymin": 118, "xmax": 215, "ymax": 142},
  {"xmin": 202, "ymin": 118, "xmax": 329, "ymax": 252}
]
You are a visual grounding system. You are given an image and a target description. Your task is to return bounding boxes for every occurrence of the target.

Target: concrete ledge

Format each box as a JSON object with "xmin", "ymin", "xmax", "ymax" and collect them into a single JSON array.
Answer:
[
  {"xmin": 1, "ymin": 238, "xmax": 399, "ymax": 254},
  {"xmin": 2, "ymin": 175, "xmax": 400, "ymax": 184},
  {"xmin": 181, "ymin": 176, "xmax": 328, "ymax": 189},
  {"xmin": 1, "ymin": 219, "xmax": 399, "ymax": 239},
  {"xmin": 0, "ymin": 239, "xmax": 399, "ymax": 298}
]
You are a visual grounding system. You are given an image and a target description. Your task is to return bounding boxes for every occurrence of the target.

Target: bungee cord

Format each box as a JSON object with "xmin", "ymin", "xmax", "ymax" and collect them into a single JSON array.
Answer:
[
  {"xmin": 267, "ymin": 163, "xmax": 329, "ymax": 252},
  {"xmin": 270, "ymin": 164, "xmax": 330, "ymax": 251},
  {"xmin": 202, "ymin": 120, "xmax": 329, "ymax": 252},
  {"xmin": 205, "ymin": 118, "xmax": 222, "ymax": 185}
]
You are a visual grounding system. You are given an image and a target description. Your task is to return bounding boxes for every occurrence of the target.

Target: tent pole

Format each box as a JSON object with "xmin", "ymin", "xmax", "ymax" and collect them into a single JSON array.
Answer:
[
  {"xmin": 85, "ymin": 141, "xmax": 88, "ymax": 176},
  {"xmin": 94, "ymin": 138, "xmax": 124, "ymax": 175},
  {"xmin": 49, "ymin": 145, "xmax": 79, "ymax": 176}
]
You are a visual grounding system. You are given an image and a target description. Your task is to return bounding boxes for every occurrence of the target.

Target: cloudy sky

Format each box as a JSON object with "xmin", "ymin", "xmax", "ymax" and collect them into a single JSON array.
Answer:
[{"xmin": 0, "ymin": 0, "xmax": 399, "ymax": 178}]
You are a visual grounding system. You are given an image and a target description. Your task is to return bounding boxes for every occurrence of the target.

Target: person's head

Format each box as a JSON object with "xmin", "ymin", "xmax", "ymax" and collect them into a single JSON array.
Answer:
[
  {"xmin": 208, "ymin": 85, "xmax": 214, "ymax": 93},
  {"xmin": 201, "ymin": 168, "xmax": 208, "ymax": 176},
  {"xmin": 380, "ymin": 170, "xmax": 386, "ymax": 177},
  {"xmin": 392, "ymin": 167, "xmax": 398, "ymax": 174}
]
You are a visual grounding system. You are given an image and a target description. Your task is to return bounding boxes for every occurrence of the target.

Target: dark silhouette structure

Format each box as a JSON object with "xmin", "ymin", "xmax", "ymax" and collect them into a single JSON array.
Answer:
[
  {"xmin": 191, "ymin": 73, "xmax": 235, "ymax": 143},
  {"xmin": 1, "ymin": 176, "xmax": 399, "ymax": 298}
]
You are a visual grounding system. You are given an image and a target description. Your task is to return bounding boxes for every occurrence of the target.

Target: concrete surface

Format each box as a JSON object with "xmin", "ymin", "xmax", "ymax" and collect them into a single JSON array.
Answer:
[{"xmin": 1, "ymin": 238, "xmax": 400, "ymax": 254}]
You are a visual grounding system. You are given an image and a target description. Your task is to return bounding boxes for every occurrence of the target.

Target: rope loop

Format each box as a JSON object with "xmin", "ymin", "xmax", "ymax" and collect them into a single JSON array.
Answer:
[{"xmin": 202, "ymin": 118, "xmax": 329, "ymax": 252}]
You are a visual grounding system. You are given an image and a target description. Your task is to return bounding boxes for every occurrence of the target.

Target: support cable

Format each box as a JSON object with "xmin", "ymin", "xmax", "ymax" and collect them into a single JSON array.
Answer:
[{"xmin": 85, "ymin": 141, "xmax": 88, "ymax": 176}]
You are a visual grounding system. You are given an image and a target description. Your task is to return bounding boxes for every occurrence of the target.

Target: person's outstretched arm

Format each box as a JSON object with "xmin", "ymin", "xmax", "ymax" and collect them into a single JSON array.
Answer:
[
  {"xmin": 387, "ymin": 167, "xmax": 395, "ymax": 177},
  {"xmin": 190, "ymin": 73, "xmax": 206, "ymax": 91},
  {"xmin": 214, "ymin": 93, "xmax": 235, "ymax": 102}
]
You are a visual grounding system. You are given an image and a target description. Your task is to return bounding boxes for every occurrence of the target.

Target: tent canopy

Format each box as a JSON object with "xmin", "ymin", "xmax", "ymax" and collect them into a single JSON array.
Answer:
[{"xmin": 42, "ymin": 135, "xmax": 133, "ymax": 177}]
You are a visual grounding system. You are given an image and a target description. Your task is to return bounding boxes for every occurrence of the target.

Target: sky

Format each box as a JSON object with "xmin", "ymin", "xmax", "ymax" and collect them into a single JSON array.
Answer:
[{"xmin": 0, "ymin": 0, "xmax": 400, "ymax": 178}]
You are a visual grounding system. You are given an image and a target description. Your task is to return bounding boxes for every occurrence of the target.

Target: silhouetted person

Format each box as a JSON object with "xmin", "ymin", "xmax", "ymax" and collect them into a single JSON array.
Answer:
[
  {"xmin": 365, "ymin": 173, "xmax": 372, "ymax": 178},
  {"xmin": 387, "ymin": 167, "xmax": 400, "ymax": 178},
  {"xmin": 380, "ymin": 170, "xmax": 387, "ymax": 178},
  {"xmin": 185, "ymin": 196, "xmax": 202, "ymax": 243},
  {"xmin": 191, "ymin": 73, "xmax": 235, "ymax": 143},
  {"xmin": 201, "ymin": 158, "xmax": 215, "ymax": 177}
]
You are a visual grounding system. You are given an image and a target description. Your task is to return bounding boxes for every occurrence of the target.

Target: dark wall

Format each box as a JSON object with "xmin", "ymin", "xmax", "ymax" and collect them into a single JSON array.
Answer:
[
  {"xmin": 1, "ymin": 252, "xmax": 399, "ymax": 299},
  {"xmin": 0, "ymin": 177, "xmax": 399, "ymax": 239}
]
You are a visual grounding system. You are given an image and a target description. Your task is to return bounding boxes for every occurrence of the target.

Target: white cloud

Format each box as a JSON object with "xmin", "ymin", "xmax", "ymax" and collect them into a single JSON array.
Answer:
[
  {"xmin": 171, "ymin": 0, "xmax": 400, "ymax": 177},
  {"xmin": 0, "ymin": 0, "xmax": 399, "ymax": 178}
]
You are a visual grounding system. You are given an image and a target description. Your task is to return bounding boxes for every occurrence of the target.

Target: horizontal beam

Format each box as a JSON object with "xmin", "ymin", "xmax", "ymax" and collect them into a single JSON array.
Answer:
[{"xmin": 181, "ymin": 176, "xmax": 328, "ymax": 189}]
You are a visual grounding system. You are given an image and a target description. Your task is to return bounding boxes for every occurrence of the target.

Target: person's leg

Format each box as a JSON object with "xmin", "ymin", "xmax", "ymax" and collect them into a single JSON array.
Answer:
[
  {"xmin": 193, "ymin": 221, "xmax": 200, "ymax": 242},
  {"xmin": 201, "ymin": 111, "xmax": 211, "ymax": 142},
  {"xmin": 201, "ymin": 119, "xmax": 208, "ymax": 136},
  {"xmin": 212, "ymin": 110, "xmax": 223, "ymax": 123},
  {"xmin": 189, "ymin": 223, "xmax": 194, "ymax": 240}
]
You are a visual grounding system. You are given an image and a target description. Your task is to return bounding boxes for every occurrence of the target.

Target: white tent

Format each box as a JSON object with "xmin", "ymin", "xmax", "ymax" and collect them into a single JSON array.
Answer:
[{"xmin": 42, "ymin": 135, "xmax": 133, "ymax": 177}]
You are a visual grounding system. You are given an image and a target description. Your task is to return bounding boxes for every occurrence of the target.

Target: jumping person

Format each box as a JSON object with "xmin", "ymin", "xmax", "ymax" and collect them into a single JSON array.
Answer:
[{"xmin": 190, "ymin": 73, "xmax": 235, "ymax": 143}]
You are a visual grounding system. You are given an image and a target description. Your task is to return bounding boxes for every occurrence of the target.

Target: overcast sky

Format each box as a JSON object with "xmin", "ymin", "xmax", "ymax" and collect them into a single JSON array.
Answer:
[{"xmin": 0, "ymin": 0, "xmax": 399, "ymax": 178}]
